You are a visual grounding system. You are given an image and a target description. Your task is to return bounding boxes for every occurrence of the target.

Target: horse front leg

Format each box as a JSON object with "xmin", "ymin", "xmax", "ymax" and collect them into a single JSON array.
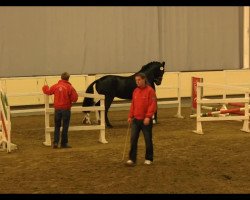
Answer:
[
  {"xmin": 153, "ymin": 101, "xmax": 158, "ymax": 124},
  {"xmin": 152, "ymin": 110, "xmax": 157, "ymax": 124}
]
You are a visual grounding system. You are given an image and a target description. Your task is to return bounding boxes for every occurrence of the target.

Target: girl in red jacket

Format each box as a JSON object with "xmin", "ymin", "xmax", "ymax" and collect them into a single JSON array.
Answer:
[
  {"xmin": 126, "ymin": 72, "xmax": 157, "ymax": 166},
  {"xmin": 42, "ymin": 72, "xmax": 78, "ymax": 149}
]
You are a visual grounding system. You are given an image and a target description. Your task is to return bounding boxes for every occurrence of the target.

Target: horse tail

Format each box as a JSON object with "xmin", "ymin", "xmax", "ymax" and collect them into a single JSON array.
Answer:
[{"xmin": 82, "ymin": 80, "xmax": 98, "ymax": 107}]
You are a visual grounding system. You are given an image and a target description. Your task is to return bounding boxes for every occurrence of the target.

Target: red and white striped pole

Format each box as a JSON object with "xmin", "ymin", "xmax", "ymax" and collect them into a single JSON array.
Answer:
[{"xmin": 190, "ymin": 107, "xmax": 247, "ymax": 118}]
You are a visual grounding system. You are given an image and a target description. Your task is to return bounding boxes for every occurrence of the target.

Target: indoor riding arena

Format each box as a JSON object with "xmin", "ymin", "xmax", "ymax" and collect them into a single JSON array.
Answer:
[{"xmin": 1, "ymin": 6, "xmax": 250, "ymax": 194}]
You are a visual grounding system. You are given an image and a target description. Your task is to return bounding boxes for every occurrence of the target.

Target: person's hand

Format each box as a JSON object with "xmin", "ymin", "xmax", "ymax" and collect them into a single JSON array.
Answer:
[
  {"xmin": 128, "ymin": 117, "xmax": 132, "ymax": 124},
  {"xmin": 143, "ymin": 117, "xmax": 150, "ymax": 125},
  {"xmin": 42, "ymin": 85, "xmax": 49, "ymax": 92}
]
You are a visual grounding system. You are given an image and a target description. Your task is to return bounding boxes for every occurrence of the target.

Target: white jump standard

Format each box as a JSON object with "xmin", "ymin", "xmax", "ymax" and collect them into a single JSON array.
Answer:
[
  {"xmin": 0, "ymin": 89, "xmax": 17, "ymax": 153},
  {"xmin": 192, "ymin": 82, "xmax": 250, "ymax": 134}
]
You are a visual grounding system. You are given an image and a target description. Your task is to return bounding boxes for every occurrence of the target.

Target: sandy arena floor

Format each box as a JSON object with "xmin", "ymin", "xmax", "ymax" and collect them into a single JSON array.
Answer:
[{"xmin": 1, "ymin": 107, "xmax": 250, "ymax": 194}]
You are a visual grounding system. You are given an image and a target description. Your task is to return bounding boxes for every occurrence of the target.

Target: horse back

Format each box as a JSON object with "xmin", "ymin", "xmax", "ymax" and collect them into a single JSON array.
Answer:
[{"xmin": 95, "ymin": 75, "xmax": 136, "ymax": 99}]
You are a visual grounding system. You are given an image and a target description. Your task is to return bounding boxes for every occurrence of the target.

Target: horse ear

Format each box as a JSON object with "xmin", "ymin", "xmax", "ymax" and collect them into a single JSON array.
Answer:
[{"xmin": 162, "ymin": 61, "xmax": 165, "ymax": 66}]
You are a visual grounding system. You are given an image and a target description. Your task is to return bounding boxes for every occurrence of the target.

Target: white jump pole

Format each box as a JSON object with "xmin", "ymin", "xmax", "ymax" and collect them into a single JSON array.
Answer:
[
  {"xmin": 175, "ymin": 72, "xmax": 183, "ymax": 118},
  {"xmin": 43, "ymin": 94, "xmax": 51, "ymax": 146},
  {"xmin": 99, "ymin": 97, "xmax": 107, "ymax": 143},
  {"xmin": 193, "ymin": 81, "xmax": 203, "ymax": 134}
]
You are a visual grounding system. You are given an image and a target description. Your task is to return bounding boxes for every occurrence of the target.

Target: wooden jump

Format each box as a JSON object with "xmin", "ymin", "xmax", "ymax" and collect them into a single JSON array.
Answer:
[{"xmin": 43, "ymin": 91, "xmax": 107, "ymax": 147}]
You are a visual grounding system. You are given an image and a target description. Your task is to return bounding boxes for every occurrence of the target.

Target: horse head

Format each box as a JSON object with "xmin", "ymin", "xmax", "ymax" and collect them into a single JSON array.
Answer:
[{"xmin": 141, "ymin": 61, "xmax": 165, "ymax": 86}]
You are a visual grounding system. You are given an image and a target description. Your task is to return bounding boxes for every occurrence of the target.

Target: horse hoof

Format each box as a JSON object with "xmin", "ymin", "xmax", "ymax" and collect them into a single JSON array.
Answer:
[
  {"xmin": 106, "ymin": 124, "xmax": 113, "ymax": 128},
  {"xmin": 82, "ymin": 118, "xmax": 91, "ymax": 125}
]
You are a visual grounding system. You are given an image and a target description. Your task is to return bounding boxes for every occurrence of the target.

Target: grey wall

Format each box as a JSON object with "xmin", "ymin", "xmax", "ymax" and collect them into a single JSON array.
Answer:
[{"xmin": 0, "ymin": 6, "xmax": 242, "ymax": 77}]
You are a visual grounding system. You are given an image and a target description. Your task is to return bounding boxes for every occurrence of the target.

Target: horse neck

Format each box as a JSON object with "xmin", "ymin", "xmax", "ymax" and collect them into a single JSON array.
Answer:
[
  {"xmin": 143, "ymin": 69, "xmax": 155, "ymax": 80},
  {"xmin": 133, "ymin": 65, "xmax": 157, "ymax": 81}
]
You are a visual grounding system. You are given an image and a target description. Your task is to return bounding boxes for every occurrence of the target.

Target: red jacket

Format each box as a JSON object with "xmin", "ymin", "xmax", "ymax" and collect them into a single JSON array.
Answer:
[
  {"xmin": 42, "ymin": 80, "xmax": 78, "ymax": 110},
  {"xmin": 128, "ymin": 85, "xmax": 157, "ymax": 120}
]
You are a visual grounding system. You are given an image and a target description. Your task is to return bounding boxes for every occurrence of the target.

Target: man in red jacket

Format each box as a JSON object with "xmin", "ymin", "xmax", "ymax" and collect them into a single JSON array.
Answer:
[
  {"xmin": 42, "ymin": 72, "xmax": 78, "ymax": 149},
  {"xmin": 126, "ymin": 72, "xmax": 157, "ymax": 166}
]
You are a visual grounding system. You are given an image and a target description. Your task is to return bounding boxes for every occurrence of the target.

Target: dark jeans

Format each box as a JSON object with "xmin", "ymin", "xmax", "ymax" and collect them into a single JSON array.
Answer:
[
  {"xmin": 129, "ymin": 118, "xmax": 153, "ymax": 163},
  {"xmin": 54, "ymin": 109, "xmax": 71, "ymax": 145}
]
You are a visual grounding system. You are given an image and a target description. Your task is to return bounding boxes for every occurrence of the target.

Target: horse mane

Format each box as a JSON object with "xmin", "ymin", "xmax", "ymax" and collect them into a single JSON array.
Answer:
[{"xmin": 139, "ymin": 61, "xmax": 161, "ymax": 73}]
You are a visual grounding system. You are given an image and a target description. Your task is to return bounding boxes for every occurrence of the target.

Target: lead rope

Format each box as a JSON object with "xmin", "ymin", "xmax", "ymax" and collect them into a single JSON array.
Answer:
[{"xmin": 121, "ymin": 123, "xmax": 131, "ymax": 162}]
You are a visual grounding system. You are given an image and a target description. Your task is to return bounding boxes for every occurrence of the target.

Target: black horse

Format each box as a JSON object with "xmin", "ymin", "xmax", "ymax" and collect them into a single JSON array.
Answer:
[{"xmin": 82, "ymin": 61, "xmax": 166, "ymax": 128}]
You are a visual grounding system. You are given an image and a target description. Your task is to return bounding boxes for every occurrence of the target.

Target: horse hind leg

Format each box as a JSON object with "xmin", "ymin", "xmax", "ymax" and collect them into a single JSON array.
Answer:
[
  {"xmin": 105, "ymin": 96, "xmax": 115, "ymax": 128},
  {"xmin": 82, "ymin": 112, "xmax": 92, "ymax": 125}
]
